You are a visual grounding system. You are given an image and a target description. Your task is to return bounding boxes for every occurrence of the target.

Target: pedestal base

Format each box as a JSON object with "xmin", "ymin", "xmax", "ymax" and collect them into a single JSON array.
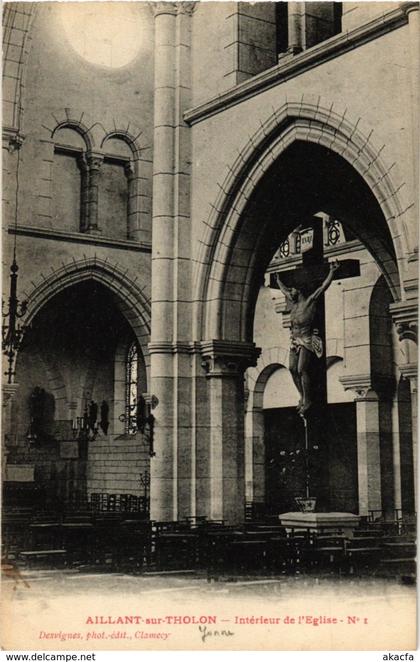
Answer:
[{"xmin": 279, "ymin": 511, "xmax": 360, "ymax": 536}]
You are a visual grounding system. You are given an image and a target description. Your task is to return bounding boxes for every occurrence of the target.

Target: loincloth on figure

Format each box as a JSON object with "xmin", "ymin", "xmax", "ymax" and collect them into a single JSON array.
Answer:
[{"xmin": 290, "ymin": 331, "xmax": 323, "ymax": 359}]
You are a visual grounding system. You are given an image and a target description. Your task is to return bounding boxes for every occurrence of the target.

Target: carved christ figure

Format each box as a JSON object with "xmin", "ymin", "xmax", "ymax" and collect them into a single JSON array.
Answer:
[{"xmin": 275, "ymin": 261, "xmax": 340, "ymax": 415}]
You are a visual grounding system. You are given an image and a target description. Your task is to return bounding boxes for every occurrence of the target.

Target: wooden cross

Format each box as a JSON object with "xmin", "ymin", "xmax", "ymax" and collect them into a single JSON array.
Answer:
[
  {"xmin": 270, "ymin": 216, "xmax": 360, "ymax": 507},
  {"xmin": 270, "ymin": 216, "xmax": 360, "ymax": 404}
]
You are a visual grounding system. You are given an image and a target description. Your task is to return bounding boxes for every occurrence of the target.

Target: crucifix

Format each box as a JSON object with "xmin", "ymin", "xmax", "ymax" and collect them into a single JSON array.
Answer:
[{"xmin": 271, "ymin": 216, "xmax": 360, "ymax": 506}]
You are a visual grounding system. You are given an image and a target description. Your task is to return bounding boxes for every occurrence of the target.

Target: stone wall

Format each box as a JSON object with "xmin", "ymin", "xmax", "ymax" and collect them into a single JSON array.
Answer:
[{"xmin": 87, "ymin": 433, "xmax": 150, "ymax": 497}]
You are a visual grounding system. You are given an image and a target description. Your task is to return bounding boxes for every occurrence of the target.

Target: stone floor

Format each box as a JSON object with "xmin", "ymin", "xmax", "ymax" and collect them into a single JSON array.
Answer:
[{"xmin": 2, "ymin": 565, "xmax": 416, "ymax": 596}]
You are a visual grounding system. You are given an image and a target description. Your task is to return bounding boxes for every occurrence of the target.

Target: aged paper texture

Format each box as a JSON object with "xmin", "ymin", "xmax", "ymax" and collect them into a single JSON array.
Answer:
[{"xmin": 1, "ymin": 0, "xmax": 418, "ymax": 652}]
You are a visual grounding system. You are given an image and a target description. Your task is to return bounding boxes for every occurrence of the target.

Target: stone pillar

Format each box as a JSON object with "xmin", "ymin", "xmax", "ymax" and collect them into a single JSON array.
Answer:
[
  {"xmin": 287, "ymin": 2, "xmax": 303, "ymax": 54},
  {"xmin": 86, "ymin": 152, "xmax": 104, "ymax": 233},
  {"xmin": 340, "ymin": 376, "xmax": 382, "ymax": 517},
  {"xmin": 201, "ymin": 341, "xmax": 260, "ymax": 524},
  {"xmin": 391, "ymin": 303, "xmax": 418, "ymax": 510},
  {"xmin": 149, "ymin": 2, "xmax": 195, "ymax": 522},
  {"xmin": 391, "ymin": 396, "xmax": 402, "ymax": 513},
  {"xmin": 150, "ymin": 0, "xmax": 177, "ymax": 341},
  {"xmin": 400, "ymin": 363, "xmax": 418, "ymax": 510},
  {"xmin": 149, "ymin": 2, "xmax": 178, "ymax": 522},
  {"xmin": 407, "ymin": 6, "xmax": 419, "ymax": 239},
  {"xmin": 244, "ymin": 407, "xmax": 265, "ymax": 503},
  {"xmin": 355, "ymin": 390, "xmax": 383, "ymax": 517}
]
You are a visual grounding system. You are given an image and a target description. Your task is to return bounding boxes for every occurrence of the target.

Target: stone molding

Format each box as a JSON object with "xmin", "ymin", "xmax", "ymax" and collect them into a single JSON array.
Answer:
[
  {"xmin": 340, "ymin": 373, "xmax": 396, "ymax": 400},
  {"xmin": 184, "ymin": 4, "xmax": 416, "ymax": 126},
  {"xmin": 339, "ymin": 374, "xmax": 377, "ymax": 401},
  {"xmin": 200, "ymin": 340, "xmax": 261, "ymax": 377},
  {"xmin": 148, "ymin": 341, "xmax": 193, "ymax": 355},
  {"xmin": 147, "ymin": 341, "xmax": 260, "ymax": 373},
  {"xmin": 8, "ymin": 225, "xmax": 151, "ymax": 253}
]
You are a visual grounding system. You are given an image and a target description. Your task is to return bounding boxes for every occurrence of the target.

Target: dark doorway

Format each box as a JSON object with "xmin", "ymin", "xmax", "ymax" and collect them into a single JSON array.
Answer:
[
  {"xmin": 10, "ymin": 280, "xmax": 136, "ymax": 510},
  {"xmin": 327, "ymin": 403, "xmax": 358, "ymax": 513}
]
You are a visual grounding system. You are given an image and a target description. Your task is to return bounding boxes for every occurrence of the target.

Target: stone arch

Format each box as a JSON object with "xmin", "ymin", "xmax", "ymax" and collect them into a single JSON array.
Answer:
[
  {"xmin": 42, "ymin": 110, "xmax": 98, "ymax": 151},
  {"xmin": 41, "ymin": 356, "xmax": 68, "ymax": 420},
  {"xmin": 246, "ymin": 346, "xmax": 289, "ymax": 406},
  {"xmin": 196, "ymin": 99, "xmax": 410, "ymax": 344},
  {"xmin": 16, "ymin": 324, "xmax": 68, "ymax": 415},
  {"xmin": 20, "ymin": 257, "xmax": 151, "ymax": 379},
  {"xmin": 101, "ymin": 126, "xmax": 148, "ymax": 159}
]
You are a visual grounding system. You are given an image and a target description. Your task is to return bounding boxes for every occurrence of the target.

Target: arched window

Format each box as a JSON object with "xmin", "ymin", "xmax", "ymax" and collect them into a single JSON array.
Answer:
[
  {"xmin": 52, "ymin": 126, "xmax": 87, "ymax": 232},
  {"xmin": 125, "ymin": 341, "xmax": 139, "ymax": 434},
  {"xmin": 99, "ymin": 136, "xmax": 133, "ymax": 239}
]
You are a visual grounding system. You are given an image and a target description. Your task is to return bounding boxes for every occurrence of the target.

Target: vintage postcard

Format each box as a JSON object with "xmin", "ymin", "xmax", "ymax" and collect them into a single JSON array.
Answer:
[{"xmin": 1, "ymin": 0, "xmax": 417, "ymax": 652}]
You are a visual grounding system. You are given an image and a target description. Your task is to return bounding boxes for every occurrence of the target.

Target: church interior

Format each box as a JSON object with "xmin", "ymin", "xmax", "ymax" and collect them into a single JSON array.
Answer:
[{"xmin": 2, "ymin": 1, "xmax": 418, "ymax": 590}]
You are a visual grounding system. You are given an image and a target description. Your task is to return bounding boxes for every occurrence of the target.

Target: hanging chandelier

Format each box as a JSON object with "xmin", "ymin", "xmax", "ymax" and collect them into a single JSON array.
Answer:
[{"xmin": 2, "ymin": 146, "xmax": 27, "ymax": 384}]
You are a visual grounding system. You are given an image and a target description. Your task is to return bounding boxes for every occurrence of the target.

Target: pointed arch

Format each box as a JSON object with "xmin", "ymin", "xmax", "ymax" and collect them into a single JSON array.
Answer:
[
  {"xmin": 195, "ymin": 100, "xmax": 410, "ymax": 343},
  {"xmin": 21, "ymin": 257, "xmax": 151, "ymax": 377}
]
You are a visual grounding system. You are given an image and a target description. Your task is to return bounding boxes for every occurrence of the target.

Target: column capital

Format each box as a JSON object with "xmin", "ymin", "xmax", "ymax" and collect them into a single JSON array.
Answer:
[
  {"xmin": 86, "ymin": 152, "xmax": 104, "ymax": 170},
  {"xmin": 340, "ymin": 373, "xmax": 396, "ymax": 400},
  {"xmin": 149, "ymin": 2, "xmax": 187, "ymax": 17},
  {"xmin": 150, "ymin": 1, "xmax": 197, "ymax": 17},
  {"xmin": 401, "ymin": 1, "xmax": 420, "ymax": 17},
  {"xmin": 200, "ymin": 340, "xmax": 261, "ymax": 377},
  {"xmin": 339, "ymin": 374, "xmax": 378, "ymax": 401},
  {"xmin": 175, "ymin": 2, "xmax": 197, "ymax": 16},
  {"xmin": 2, "ymin": 127, "xmax": 25, "ymax": 152},
  {"xmin": 150, "ymin": 2, "xmax": 177, "ymax": 17},
  {"xmin": 389, "ymin": 300, "xmax": 418, "ymax": 343}
]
